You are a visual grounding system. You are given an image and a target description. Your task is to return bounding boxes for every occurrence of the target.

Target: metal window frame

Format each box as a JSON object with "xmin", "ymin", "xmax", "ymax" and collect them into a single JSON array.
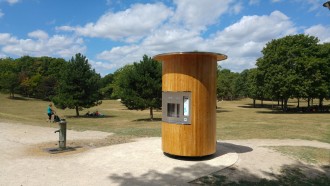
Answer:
[{"xmin": 162, "ymin": 91, "xmax": 192, "ymax": 124}]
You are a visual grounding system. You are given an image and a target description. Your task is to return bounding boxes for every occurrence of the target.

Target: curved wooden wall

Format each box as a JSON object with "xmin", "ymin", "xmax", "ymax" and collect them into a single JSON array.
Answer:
[{"xmin": 154, "ymin": 52, "xmax": 227, "ymax": 157}]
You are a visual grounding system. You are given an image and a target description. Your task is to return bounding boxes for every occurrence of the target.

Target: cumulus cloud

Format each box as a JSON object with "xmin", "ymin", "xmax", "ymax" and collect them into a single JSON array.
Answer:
[
  {"xmin": 28, "ymin": 30, "xmax": 49, "ymax": 40},
  {"xmin": 212, "ymin": 11, "xmax": 296, "ymax": 45},
  {"xmin": 57, "ymin": 3, "xmax": 173, "ymax": 43},
  {"xmin": 0, "ymin": 33, "xmax": 17, "ymax": 45},
  {"xmin": 207, "ymin": 11, "xmax": 297, "ymax": 70},
  {"xmin": 304, "ymin": 24, "xmax": 330, "ymax": 43},
  {"xmin": 94, "ymin": 10, "xmax": 298, "ymax": 72},
  {"xmin": 171, "ymin": 0, "xmax": 233, "ymax": 30},
  {"xmin": 0, "ymin": 31, "xmax": 86, "ymax": 58},
  {"xmin": 95, "ymin": 27, "xmax": 206, "ymax": 70}
]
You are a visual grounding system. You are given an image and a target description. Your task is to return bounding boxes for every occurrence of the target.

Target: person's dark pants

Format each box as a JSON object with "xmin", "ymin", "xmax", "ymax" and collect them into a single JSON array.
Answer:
[{"xmin": 48, "ymin": 113, "xmax": 52, "ymax": 120}]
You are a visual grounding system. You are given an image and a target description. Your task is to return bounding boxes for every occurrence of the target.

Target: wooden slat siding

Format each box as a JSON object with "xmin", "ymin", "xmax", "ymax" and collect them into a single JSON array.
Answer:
[{"xmin": 155, "ymin": 53, "xmax": 219, "ymax": 157}]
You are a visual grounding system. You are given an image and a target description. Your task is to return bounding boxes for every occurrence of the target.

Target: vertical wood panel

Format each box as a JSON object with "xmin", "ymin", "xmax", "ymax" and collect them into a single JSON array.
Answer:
[{"xmin": 155, "ymin": 52, "xmax": 226, "ymax": 157}]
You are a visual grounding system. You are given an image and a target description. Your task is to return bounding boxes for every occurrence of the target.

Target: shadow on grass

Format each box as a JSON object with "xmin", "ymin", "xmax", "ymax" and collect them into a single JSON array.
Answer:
[
  {"xmin": 108, "ymin": 161, "xmax": 330, "ymax": 186},
  {"xmin": 192, "ymin": 164, "xmax": 330, "ymax": 185},
  {"xmin": 256, "ymin": 110, "xmax": 330, "ymax": 115},
  {"xmin": 240, "ymin": 103, "xmax": 330, "ymax": 114},
  {"xmin": 133, "ymin": 118, "xmax": 162, "ymax": 122},
  {"xmin": 238, "ymin": 103, "xmax": 284, "ymax": 109},
  {"xmin": 216, "ymin": 109, "xmax": 231, "ymax": 113},
  {"xmin": 7, "ymin": 96, "xmax": 29, "ymax": 101},
  {"xmin": 65, "ymin": 115, "xmax": 117, "ymax": 119}
]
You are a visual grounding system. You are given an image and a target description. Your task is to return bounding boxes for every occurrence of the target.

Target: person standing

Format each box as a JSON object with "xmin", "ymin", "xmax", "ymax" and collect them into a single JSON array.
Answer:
[{"xmin": 47, "ymin": 103, "xmax": 54, "ymax": 122}]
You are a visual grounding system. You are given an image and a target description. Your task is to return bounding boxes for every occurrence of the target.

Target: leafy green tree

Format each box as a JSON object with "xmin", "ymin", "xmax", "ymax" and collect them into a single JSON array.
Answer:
[
  {"xmin": 113, "ymin": 55, "xmax": 162, "ymax": 120},
  {"xmin": 314, "ymin": 43, "xmax": 330, "ymax": 107},
  {"xmin": 257, "ymin": 34, "xmax": 319, "ymax": 111},
  {"xmin": 20, "ymin": 73, "xmax": 42, "ymax": 97},
  {"xmin": 53, "ymin": 53, "xmax": 102, "ymax": 116},
  {"xmin": 245, "ymin": 68, "xmax": 266, "ymax": 107},
  {"xmin": 0, "ymin": 58, "xmax": 19, "ymax": 98},
  {"xmin": 234, "ymin": 69, "xmax": 250, "ymax": 98},
  {"xmin": 216, "ymin": 67, "xmax": 239, "ymax": 100},
  {"xmin": 38, "ymin": 58, "xmax": 67, "ymax": 100},
  {"xmin": 100, "ymin": 73, "xmax": 115, "ymax": 99}
]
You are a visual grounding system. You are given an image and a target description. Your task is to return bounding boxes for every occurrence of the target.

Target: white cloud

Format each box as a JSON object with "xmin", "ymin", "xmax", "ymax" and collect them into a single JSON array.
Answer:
[
  {"xmin": 89, "ymin": 59, "xmax": 118, "ymax": 76},
  {"xmin": 171, "ymin": 0, "xmax": 233, "ymax": 30},
  {"xmin": 231, "ymin": 2, "xmax": 243, "ymax": 14},
  {"xmin": 0, "ymin": 33, "xmax": 86, "ymax": 58},
  {"xmin": 304, "ymin": 24, "xmax": 330, "ymax": 43},
  {"xmin": 142, "ymin": 27, "xmax": 203, "ymax": 52},
  {"xmin": 213, "ymin": 11, "xmax": 296, "ymax": 44},
  {"xmin": 0, "ymin": 9, "xmax": 4, "ymax": 18},
  {"xmin": 97, "ymin": 45, "xmax": 140, "ymax": 62},
  {"xmin": 0, "ymin": 53, "xmax": 6, "ymax": 58},
  {"xmin": 57, "ymin": 3, "xmax": 173, "ymax": 43},
  {"xmin": 6, "ymin": 0, "xmax": 20, "ymax": 5},
  {"xmin": 206, "ymin": 11, "xmax": 297, "ymax": 71},
  {"xmin": 94, "ymin": 27, "xmax": 205, "ymax": 71},
  {"xmin": 0, "ymin": 33, "xmax": 19, "ymax": 45},
  {"xmin": 300, "ymin": 0, "xmax": 321, "ymax": 12},
  {"xmin": 94, "ymin": 11, "xmax": 298, "ymax": 73},
  {"xmin": 28, "ymin": 30, "xmax": 49, "ymax": 40}
]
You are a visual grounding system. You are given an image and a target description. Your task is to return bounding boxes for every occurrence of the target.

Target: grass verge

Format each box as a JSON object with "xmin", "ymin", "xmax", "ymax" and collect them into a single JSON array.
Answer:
[
  {"xmin": 0, "ymin": 94, "xmax": 329, "ymax": 143},
  {"xmin": 269, "ymin": 146, "xmax": 330, "ymax": 165}
]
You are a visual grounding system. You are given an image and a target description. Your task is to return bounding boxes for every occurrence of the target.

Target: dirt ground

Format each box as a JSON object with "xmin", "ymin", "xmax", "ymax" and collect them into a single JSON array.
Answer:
[{"xmin": 0, "ymin": 121, "xmax": 329, "ymax": 185}]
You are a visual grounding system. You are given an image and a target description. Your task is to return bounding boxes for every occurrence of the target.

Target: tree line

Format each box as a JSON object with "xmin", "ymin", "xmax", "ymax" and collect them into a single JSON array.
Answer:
[
  {"xmin": 217, "ymin": 34, "xmax": 330, "ymax": 111},
  {"xmin": 0, "ymin": 34, "xmax": 329, "ymax": 117},
  {"xmin": 0, "ymin": 54, "xmax": 102, "ymax": 116}
]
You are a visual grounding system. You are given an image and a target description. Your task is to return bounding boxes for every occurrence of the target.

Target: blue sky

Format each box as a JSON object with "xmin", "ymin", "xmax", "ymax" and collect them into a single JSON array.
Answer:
[{"xmin": 0, "ymin": 0, "xmax": 329, "ymax": 76}]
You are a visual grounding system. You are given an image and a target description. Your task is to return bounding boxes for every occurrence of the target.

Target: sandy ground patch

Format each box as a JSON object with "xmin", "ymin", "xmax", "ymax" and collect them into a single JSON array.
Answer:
[
  {"xmin": 0, "ymin": 122, "xmax": 329, "ymax": 185},
  {"xmin": 0, "ymin": 122, "xmax": 237, "ymax": 186}
]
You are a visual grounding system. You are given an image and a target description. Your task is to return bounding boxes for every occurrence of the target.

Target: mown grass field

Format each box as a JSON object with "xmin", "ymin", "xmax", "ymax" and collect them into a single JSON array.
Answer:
[
  {"xmin": 217, "ymin": 99, "xmax": 330, "ymax": 143},
  {"xmin": 0, "ymin": 93, "xmax": 329, "ymax": 143}
]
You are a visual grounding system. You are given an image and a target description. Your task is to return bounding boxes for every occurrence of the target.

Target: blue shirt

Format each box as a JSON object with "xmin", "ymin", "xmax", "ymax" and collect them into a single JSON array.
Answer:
[{"xmin": 47, "ymin": 106, "xmax": 52, "ymax": 114}]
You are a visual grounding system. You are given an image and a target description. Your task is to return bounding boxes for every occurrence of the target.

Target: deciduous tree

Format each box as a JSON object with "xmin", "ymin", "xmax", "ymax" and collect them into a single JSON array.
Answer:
[
  {"xmin": 53, "ymin": 53, "xmax": 102, "ymax": 116},
  {"xmin": 113, "ymin": 55, "xmax": 162, "ymax": 120}
]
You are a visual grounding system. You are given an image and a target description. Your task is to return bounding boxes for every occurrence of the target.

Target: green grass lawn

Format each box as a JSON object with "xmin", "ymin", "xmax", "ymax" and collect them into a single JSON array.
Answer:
[
  {"xmin": 217, "ymin": 99, "xmax": 330, "ymax": 143},
  {"xmin": 0, "ymin": 94, "xmax": 329, "ymax": 143},
  {"xmin": 270, "ymin": 146, "xmax": 330, "ymax": 165}
]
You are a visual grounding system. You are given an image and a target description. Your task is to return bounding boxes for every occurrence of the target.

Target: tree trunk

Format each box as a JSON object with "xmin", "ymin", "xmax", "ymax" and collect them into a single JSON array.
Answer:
[
  {"xmin": 307, "ymin": 97, "xmax": 310, "ymax": 108},
  {"xmin": 319, "ymin": 98, "xmax": 323, "ymax": 108},
  {"xmin": 253, "ymin": 99, "xmax": 256, "ymax": 108},
  {"xmin": 75, "ymin": 106, "xmax": 80, "ymax": 116},
  {"xmin": 150, "ymin": 107, "xmax": 154, "ymax": 121},
  {"xmin": 283, "ymin": 98, "xmax": 288, "ymax": 112},
  {"xmin": 9, "ymin": 92, "xmax": 15, "ymax": 98},
  {"xmin": 297, "ymin": 98, "xmax": 300, "ymax": 108},
  {"xmin": 261, "ymin": 99, "xmax": 264, "ymax": 107}
]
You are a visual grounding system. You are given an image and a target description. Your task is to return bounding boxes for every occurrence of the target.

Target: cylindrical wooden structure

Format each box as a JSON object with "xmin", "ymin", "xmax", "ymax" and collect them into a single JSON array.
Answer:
[{"xmin": 154, "ymin": 52, "xmax": 227, "ymax": 157}]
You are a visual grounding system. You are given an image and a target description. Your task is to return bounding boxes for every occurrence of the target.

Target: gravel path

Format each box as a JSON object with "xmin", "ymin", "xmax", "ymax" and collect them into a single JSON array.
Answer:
[{"xmin": 0, "ymin": 122, "xmax": 329, "ymax": 185}]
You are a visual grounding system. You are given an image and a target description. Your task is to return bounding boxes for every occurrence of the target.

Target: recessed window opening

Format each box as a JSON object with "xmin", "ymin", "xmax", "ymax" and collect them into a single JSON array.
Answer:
[{"xmin": 167, "ymin": 103, "xmax": 180, "ymax": 118}]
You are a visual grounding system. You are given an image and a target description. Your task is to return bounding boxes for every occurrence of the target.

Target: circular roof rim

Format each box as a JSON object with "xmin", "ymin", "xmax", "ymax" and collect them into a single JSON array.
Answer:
[{"xmin": 153, "ymin": 51, "xmax": 227, "ymax": 61}]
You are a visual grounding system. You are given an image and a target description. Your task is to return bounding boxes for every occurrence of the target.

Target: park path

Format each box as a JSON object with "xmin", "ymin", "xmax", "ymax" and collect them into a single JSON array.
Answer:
[{"xmin": 0, "ymin": 122, "xmax": 329, "ymax": 185}]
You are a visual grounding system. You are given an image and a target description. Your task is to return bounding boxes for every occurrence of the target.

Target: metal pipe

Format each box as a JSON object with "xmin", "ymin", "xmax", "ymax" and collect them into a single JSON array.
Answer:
[{"xmin": 54, "ymin": 120, "xmax": 67, "ymax": 149}]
